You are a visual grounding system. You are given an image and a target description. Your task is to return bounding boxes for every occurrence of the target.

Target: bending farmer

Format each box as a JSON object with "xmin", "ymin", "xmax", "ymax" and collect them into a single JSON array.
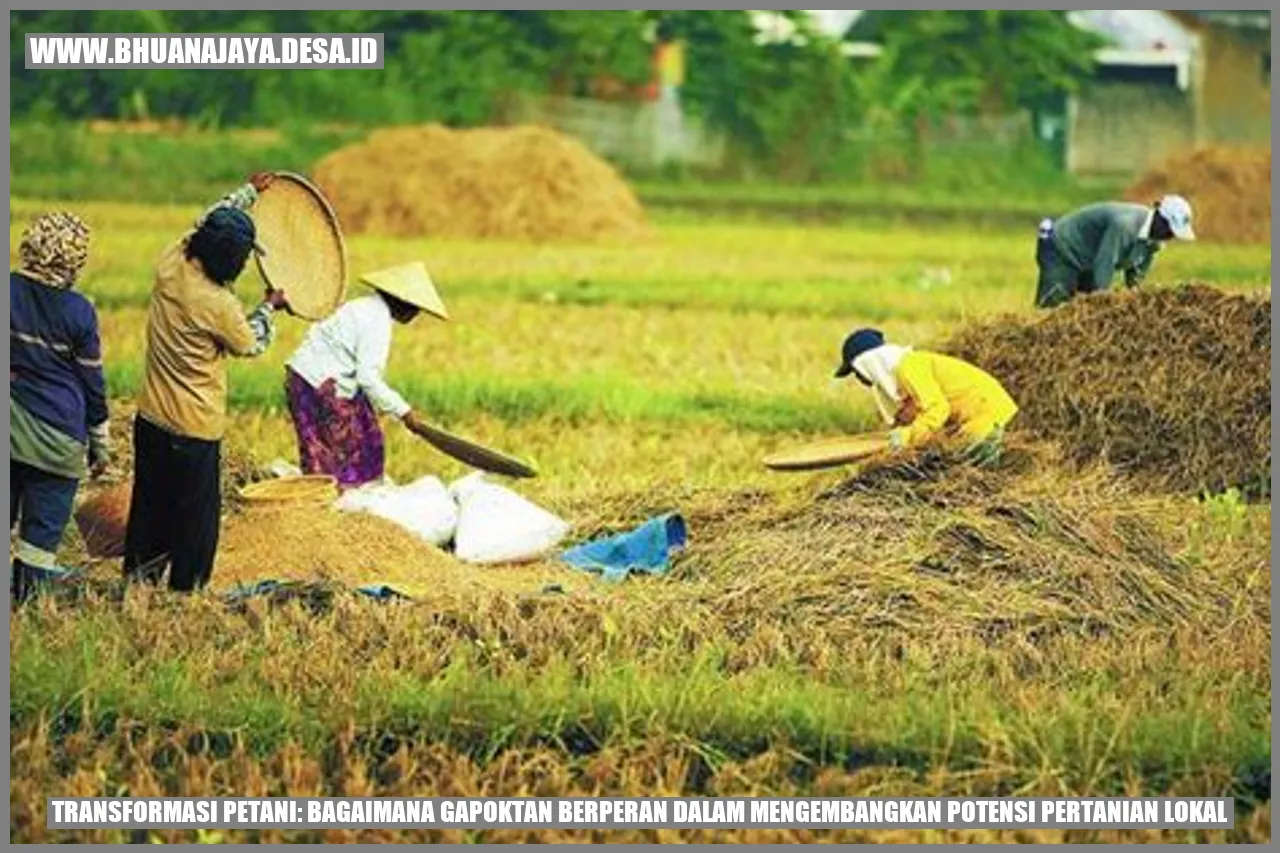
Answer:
[
  {"xmin": 123, "ymin": 174, "xmax": 289, "ymax": 592},
  {"xmin": 284, "ymin": 262, "xmax": 449, "ymax": 489},
  {"xmin": 10, "ymin": 212, "xmax": 109, "ymax": 603},
  {"xmin": 833, "ymin": 328, "xmax": 1018, "ymax": 465},
  {"xmin": 1034, "ymin": 195, "xmax": 1195, "ymax": 309}
]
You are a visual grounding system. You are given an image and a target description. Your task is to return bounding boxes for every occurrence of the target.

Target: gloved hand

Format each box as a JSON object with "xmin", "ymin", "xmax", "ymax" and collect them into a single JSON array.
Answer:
[
  {"xmin": 88, "ymin": 421, "xmax": 111, "ymax": 479},
  {"xmin": 89, "ymin": 453, "xmax": 111, "ymax": 480},
  {"xmin": 888, "ymin": 429, "xmax": 907, "ymax": 453}
]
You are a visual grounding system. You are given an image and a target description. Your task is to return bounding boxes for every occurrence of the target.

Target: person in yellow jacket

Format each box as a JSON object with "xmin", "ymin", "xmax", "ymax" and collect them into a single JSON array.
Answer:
[{"xmin": 833, "ymin": 328, "xmax": 1018, "ymax": 465}]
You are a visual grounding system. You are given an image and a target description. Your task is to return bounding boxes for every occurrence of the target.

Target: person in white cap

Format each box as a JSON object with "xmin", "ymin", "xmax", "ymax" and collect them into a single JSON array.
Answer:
[
  {"xmin": 1034, "ymin": 194, "xmax": 1195, "ymax": 309},
  {"xmin": 283, "ymin": 262, "xmax": 448, "ymax": 489}
]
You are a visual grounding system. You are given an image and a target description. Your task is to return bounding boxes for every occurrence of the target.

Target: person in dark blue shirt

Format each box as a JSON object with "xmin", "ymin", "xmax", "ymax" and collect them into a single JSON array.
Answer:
[{"xmin": 10, "ymin": 211, "xmax": 109, "ymax": 603}]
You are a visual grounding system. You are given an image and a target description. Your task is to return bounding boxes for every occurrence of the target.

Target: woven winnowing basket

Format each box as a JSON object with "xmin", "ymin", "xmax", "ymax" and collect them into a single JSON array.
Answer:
[
  {"xmin": 239, "ymin": 475, "xmax": 339, "ymax": 506},
  {"xmin": 252, "ymin": 172, "xmax": 348, "ymax": 321},
  {"xmin": 763, "ymin": 433, "xmax": 892, "ymax": 471},
  {"xmin": 74, "ymin": 481, "xmax": 133, "ymax": 558}
]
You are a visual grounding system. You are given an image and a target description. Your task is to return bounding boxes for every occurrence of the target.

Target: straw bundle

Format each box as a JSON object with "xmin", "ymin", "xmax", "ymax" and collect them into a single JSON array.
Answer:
[
  {"xmin": 1125, "ymin": 146, "xmax": 1271, "ymax": 243},
  {"xmin": 312, "ymin": 124, "xmax": 647, "ymax": 242}
]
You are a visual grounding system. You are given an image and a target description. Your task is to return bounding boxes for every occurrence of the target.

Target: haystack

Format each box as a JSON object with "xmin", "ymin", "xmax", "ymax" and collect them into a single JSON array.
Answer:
[
  {"xmin": 312, "ymin": 124, "xmax": 646, "ymax": 242},
  {"xmin": 1125, "ymin": 146, "xmax": 1271, "ymax": 243},
  {"xmin": 947, "ymin": 286, "xmax": 1270, "ymax": 495}
]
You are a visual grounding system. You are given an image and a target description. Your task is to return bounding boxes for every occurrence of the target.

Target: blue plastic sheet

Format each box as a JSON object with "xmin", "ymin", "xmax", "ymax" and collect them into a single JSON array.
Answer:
[
  {"xmin": 356, "ymin": 584, "xmax": 412, "ymax": 601},
  {"xmin": 561, "ymin": 513, "xmax": 688, "ymax": 583}
]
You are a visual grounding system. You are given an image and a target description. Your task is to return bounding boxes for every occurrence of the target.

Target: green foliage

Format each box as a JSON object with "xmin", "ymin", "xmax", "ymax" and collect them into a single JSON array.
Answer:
[
  {"xmin": 855, "ymin": 11, "xmax": 1102, "ymax": 114},
  {"xmin": 9, "ymin": 121, "xmax": 358, "ymax": 204},
  {"xmin": 10, "ymin": 10, "xmax": 1104, "ymax": 184},
  {"xmin": 649, "ymin": 11, "xmax": 860, "ymax": 180},
  {"xmin": 11, "ymin": 10, "xmax": 652, "ymax": 127}
]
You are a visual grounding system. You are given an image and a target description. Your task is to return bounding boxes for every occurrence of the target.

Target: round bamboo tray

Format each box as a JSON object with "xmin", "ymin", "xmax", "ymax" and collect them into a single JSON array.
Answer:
[
  {"xmin": 763, "ymin": 433, "xmax": 891, "ymax": 472},
  {"xmin": 251, "ymin": 172, "xmax": 348, "ymax": 321},
  {"xmin": 239, "ymin": 475, "xmax": 339, "ymax": 506}
]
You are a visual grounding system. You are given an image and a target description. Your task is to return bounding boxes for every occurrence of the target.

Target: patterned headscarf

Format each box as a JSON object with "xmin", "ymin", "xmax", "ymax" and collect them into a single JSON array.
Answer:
[{"xmin": 18, "ymin": 211, "xmax": 91, "ymax": 289}]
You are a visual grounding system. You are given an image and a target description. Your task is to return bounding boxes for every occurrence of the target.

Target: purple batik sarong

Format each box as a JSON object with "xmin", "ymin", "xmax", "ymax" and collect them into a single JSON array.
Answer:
[{"xmin": 284, "ymin": 368, "xmax": 385, "ymax": 489}]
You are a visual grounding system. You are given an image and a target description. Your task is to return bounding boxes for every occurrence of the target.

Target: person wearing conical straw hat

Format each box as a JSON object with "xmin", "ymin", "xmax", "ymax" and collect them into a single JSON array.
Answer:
[
  {"xmin": 833, "ymin": 328, "xmax": 1019, "ymax": 466},
  {"xmin": 284, "ymin": 261, "xmax": 448, "ymax": 489}
]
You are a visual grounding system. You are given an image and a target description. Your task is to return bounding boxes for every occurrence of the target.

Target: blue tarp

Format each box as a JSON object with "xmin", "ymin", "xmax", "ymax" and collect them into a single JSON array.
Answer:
[{"xmin": 561, "ymin": 513, "xmax": 688, "ymax": 583}]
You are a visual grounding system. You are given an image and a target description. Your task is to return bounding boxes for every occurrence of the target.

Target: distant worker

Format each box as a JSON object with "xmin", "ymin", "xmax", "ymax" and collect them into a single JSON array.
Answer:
[
  {"xmin": 1035, "ymin": 194, "xmax": 1195, "ymax": 309},
  {"xmin": 10, "ymin": 212, "xmax": 110, "ymax": 603},
  {"xmin": 833, "ymin": 328, "xmax": 1018, "ymax": 466},
  {"xmin": 283, "ymin": 262, "xmax": 449, "ymax": 489},
  {"xmin": 123, "ymin": 173, "xmax": 289, "ymax": 593}
]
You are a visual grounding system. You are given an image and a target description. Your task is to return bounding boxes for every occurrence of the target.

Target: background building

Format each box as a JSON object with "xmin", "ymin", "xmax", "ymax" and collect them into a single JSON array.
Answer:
[{"xmin": 841, "ymin": 9, "xmax": 1271, "ymax": 177}]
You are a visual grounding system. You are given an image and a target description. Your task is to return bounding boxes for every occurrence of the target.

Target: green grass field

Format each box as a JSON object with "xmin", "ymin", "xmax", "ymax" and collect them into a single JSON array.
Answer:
[{"xmin": 8, "ymin": 148, "xmax": 1273, "ymax": 842}]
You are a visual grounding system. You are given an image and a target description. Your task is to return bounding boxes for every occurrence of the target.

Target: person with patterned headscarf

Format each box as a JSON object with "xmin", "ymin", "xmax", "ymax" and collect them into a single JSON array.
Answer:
[
  {"xmin": 122, "ymin": 173, "xmax": 290, "ymax": 593},
  {"xmin": 10, "ymin": 211, "xmax": 108, "ymax": 603}
]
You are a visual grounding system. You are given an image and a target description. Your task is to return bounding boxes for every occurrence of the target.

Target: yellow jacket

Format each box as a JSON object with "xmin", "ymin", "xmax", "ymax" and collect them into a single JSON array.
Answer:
[{"xmin": 893, "ymin": 351, "xmax": 1018, "ymax": 448}]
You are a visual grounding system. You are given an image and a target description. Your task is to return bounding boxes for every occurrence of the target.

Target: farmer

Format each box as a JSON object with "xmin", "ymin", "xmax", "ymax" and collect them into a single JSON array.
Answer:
[
  {"xmin": 10, "ymin": 212, "xmax": 110, "ymax": 603},
  {"xmin": 1034, "ymin": 194, "xmax": 1195, "ymax": 309},
  {"xmin": 122, "ymin": 173, "xmax": 289, "ymax": 592},
  {"xmin": 283, "ymin": 261, "xmax": 449, "ymax": 489},
  {"xmin": 834, "ymin": 328, "xmax": 1018, "ymax": 466}
]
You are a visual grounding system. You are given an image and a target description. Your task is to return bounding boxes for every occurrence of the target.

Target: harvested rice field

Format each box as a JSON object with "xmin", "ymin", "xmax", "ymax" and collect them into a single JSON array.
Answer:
[{"xmin": 8, "ymin": 164, "xmax": 1273, "ymax": 842}]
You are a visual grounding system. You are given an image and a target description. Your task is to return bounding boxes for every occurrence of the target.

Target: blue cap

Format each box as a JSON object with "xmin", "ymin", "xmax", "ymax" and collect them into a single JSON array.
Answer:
[{"xmin": 834, "ymin": 328, "xmax": 884, "ymax": 380}]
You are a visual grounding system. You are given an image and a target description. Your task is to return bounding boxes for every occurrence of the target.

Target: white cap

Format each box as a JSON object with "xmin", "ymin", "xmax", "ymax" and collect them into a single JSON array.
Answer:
[{"xmin": 1158, "ymin": 194, "xmax": 1195, "ymax": 241}]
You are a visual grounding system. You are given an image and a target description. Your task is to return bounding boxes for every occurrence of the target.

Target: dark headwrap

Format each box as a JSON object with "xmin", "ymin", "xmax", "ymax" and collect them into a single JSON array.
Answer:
[{"xmin": 186, "ymin": 207, "xmax": 256, "ymax": 286}]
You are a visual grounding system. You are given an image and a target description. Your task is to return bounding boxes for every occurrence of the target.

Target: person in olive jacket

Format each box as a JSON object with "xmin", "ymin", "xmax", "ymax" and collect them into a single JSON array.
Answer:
[{"xmin": 1034, "ymin": 194, "xmax": 1195, "ymax": 309}]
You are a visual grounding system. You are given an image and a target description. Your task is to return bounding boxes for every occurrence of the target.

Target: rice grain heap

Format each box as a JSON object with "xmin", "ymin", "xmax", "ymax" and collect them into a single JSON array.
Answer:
[
  {"xmin": 214, "ymin": 506, "xmax": 458, "ymax": 597},
  {"xmin": 213, "ymin": 505, "xmax": 576, "ymax": 600},
  {"xmin": 313, "ymin": 124, "xmax": 647, "ymax": 242},
  {"xmin": 1124, "ymin": 146, "xmax": 1271, "ymax": 243},
  {"xmin": 947, "ymin": 285, "xmax": 1270, "ymax": 495}
]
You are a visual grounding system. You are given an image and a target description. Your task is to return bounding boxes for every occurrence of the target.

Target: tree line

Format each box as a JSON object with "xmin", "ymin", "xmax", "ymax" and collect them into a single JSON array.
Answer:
[{"xmin": 11, "ymin": 10, "xmax": 1100, "ymax": 179}]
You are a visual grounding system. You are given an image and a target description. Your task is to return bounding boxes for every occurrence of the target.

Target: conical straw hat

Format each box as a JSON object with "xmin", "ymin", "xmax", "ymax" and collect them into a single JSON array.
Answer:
[{"xmin": 360, "ymin": 262, "xmax": 449, "ymax": 320}]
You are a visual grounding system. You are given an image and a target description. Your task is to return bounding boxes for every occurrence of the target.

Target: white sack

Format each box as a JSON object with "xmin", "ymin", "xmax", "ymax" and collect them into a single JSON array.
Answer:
[
  {"xmin": 450, "ymin": 472, "xmax": 571, "ymax": 565},
  {"xmin": 334, "ymin": 475, "xmax": 458, "ymax": 547}
]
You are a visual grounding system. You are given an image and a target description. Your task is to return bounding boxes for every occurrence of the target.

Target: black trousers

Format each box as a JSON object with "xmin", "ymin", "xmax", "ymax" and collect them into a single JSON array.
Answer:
[
  {"xmin": 1034, "ymin": 236, "xmax": 1095, "ymax": 309},
  {"xmin": 122, "ymin": 416, "xmax": 222, "ymax": 592}
]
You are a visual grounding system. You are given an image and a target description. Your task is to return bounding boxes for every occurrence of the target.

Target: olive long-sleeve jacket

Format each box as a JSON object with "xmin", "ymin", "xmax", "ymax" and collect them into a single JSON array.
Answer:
[{"xmin": 1050, "ymin": 201, "xmax": 1161, "ymax": 289}]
